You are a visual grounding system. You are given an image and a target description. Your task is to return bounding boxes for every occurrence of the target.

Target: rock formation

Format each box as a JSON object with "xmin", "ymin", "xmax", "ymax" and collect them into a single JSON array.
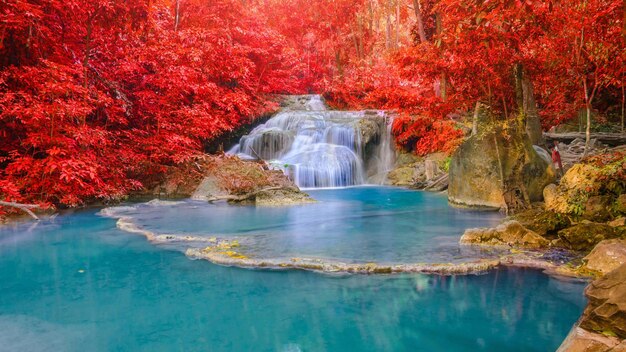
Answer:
[
  {"xmin": 448, "ymin": 119, "xmax": 555, "ymax": 212},
  {"xmin": 460, "ymin": 220, "xmax": 550, "ymax": 249},
  {"xmin": 555, "ymin": 223, "xmax": 621, "ymax": 251},
  {"xmin": 581, "ymin": 263, "xmax": 626, "ymax": 340},
  {"xmin": 583, "ymin": 240, "xmax": 626, "ymax": 276},
  {"xmin": 512, "ymin": 206, "xmax": 571, "ymax": 237},
  {"xmin": 192, "ymin": 155, "xmax": 315, "ymax": 206},
  {"xmin": 141, "ymin": 154, "xmax": 314, "ymax": 206}
]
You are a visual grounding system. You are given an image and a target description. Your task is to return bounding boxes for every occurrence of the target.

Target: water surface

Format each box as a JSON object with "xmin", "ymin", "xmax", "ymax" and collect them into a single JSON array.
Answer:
[
  {"xmin": 0, "ymin": 212, "xmax": 586, "ymax": 351},
  {"xmin": 104, "ymin": 187, "xmax": 505, "ymax": 264}
]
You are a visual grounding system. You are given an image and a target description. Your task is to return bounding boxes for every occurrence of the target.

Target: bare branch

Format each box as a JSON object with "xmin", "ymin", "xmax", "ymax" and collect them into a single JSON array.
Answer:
[{"xmin": 0, "ymin": 201, "xmax": 41, "ymax": 220}]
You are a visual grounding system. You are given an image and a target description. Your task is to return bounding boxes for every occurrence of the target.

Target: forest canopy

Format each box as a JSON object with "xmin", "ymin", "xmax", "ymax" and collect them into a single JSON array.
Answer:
[{"xmin": 1, "ymin": 0, "xmax": 624, "ymax": 213}]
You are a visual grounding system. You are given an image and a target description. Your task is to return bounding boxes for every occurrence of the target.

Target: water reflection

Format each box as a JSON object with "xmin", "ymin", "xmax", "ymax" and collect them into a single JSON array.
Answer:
[
  {"xmin": 0, "ymin": 214, "xmax": 587, "ymax": 352},
  {"xmin": 103, "ymin": 187, "xmax": 504, "ymax": 264}
]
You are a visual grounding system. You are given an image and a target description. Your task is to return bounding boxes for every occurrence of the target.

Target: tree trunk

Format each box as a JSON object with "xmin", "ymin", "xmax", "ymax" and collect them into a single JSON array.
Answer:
[
  {"xmin": 622, "ymin": 76, "xmax": 626, "ymax": 132},
  {"xmin": 353, "ymin": 15, "xmax": 363, "ymax": 60},
  {"xmin": 472, "ymin": 101, "xmax": 481, "ymax": 135},
  {"xmin": 175, "ymin": 0, "xmax": 180, "ymax": 32},
  {"xmin": 582, "ymin": 79, "xmax": 597, "ymax": 156},
  {"xmin": 623, "ymin": 0, "xmax": 626, "ymax": 45},
  {"xmin": 83, "ymin": 22, "xmax": 92, "ymax": 89},
  {"xmin": 385, "ymin": 0, "xmax": 392, "ymax": 50},
  {"xmin": 335, "ymin": 50, "xmax": 343, "ymax": 77},
  {"xmin": 395, "ymin": 0, "xmax": 400, "ymax": 49},
  {"xmin": 585, "ymin": 103, "xmax": 592, "ymax": 154},
  {"xmin": 440, "ymin": 73, "xmax": 447, "ymax": 102},
  {"xmin": 352, "ymin": 27, "xmax": 360, "ymax": 60},
  {"xmin": 206, "ymin": 186, "xmax": 298, "ymax": 203},
  {"xmin": 412, "ymin": 0, "xmax": 427, "ymax": 43},
  {"xmin": 434, "ymin": 12, "xmax": 447, "ymax": 101},
  {"xmin": 514, "ymin": 64, "xmax": 542, "ymax": 145},
  {"xmin": 521, "ymin": 72, "xmax": 542, "ymax": 144},
  {"xmin": 435, "ymin": 11, "xmax": 443, "ymax": 47},
  {"xmin": 367, "ymin": 0, "xmax": 373, "ymax": 32}
]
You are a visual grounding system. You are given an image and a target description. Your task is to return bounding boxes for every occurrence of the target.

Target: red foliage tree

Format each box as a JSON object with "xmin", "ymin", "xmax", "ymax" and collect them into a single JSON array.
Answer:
[{"xmin": 0, "ymin": 0, "xmax": 302, "ymax": 216}]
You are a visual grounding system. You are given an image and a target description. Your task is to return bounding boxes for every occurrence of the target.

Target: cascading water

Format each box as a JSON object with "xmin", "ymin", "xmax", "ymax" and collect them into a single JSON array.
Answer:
[{"xmin": 229, "ymin": 95, "xmax": 395, "ymax": 188}]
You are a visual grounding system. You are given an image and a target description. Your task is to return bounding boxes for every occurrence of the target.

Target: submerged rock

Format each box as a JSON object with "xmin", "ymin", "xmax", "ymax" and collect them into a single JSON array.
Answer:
[
  {"xmin": 460, "ymin": 220, "xmax": 550, "ymax": 249},
  {"xmin": 584, "ymin": 240, "xmax": 626, "ymax": 276},
  {"xmin": 185, "ymin": 246, "xmax": 502, "ymax": 275}
]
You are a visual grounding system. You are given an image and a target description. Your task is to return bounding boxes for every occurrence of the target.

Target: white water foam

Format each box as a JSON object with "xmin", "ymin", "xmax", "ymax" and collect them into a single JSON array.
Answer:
[{"xmin": 229, "ymin": 95, "xmax": 395, "ymax": 188}]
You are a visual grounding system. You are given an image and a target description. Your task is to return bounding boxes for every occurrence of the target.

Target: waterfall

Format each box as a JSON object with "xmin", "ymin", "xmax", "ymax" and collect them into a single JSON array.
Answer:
[
  {"xmin": 365, "ymin": 115, "xmax": 396, "ymax": 185},
  {"xmin": 229, "ymin": 95, "xmax": 395, "ymax": 188}
]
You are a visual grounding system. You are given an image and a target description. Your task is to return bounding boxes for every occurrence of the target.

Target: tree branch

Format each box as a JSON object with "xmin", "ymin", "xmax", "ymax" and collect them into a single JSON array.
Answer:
[
  {"xmin": 206, "ymin": 186, "xmax": 297, "ymax": 203},
  {"xmin": 0, "ymin": 201, "xmax": 40, "ymax": 220}
]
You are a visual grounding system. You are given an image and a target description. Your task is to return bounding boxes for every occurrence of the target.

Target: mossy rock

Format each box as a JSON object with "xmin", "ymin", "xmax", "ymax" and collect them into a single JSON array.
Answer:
[
  {"xmin": 513, "ymin": 207, "xmax": 571, "ymax": 238},
  {"xmin": 448, "ymin": 121, "xmax": 555, "ymax": 209},
  {"xmin": 461, "ymin": 220, "xmax": 550, "ymax": 249},
  {"xmin": 556, "ymin": 223, "xmax": 620, "ymax": 251},
  {"xmin": 615, "ymin": 194, "xmax": 626, "ymax": 215},
  {"xmin": 395, "ymin": 151, "xmax": 422, "ymax": 166},
  {"xmin": 584, "ymin": 195, "xmax": 615, "ymax": 222}
]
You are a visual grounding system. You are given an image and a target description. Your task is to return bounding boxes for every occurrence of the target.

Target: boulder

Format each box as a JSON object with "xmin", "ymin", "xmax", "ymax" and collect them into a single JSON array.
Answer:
[
  {"xmin": 556, "ymin": 223, "xmax": 620, "ymax": 251},
  {"xmin": 544, "ymin": 183, "xmax": 567, "ymax": 212},
  {"xmin": 191, "ymin": 175, "xmax": 228, "ymax": 200},
  {"xmin": 357, "ymin": 118, "xmax": 382, "ymax": 147},
  {"xmin": 386, "ymin": 166, "xmax": 418, "ymax": 186},
  {"xmin": 584, "ymin": 240, "xmax": 626, "ymax": 275},
  {"xmin": 579, "ymin": 263, "xmax": 626, "ymax": 339},
  {"xmin": 251, "ymin": 188, "xmax": 315, "ymax": 206},
  {"xmin": 448, "ymin": 121, "xmax": 555, "ymax": 210},
  {"xmin": 585, "ymin": 196, "xmax": 614, "ymax": 222},
  {"xmin": 394, "ymin": 151, "xmax": 421, "ymax": 166},
  {"xmin": 561, "ymin": 164, "xmax": 600, "ymax": 192},
  {"xmin": 460, "ymin": 220, "xmax": 550, "ymax": 249},
  {"xmin": 543, "ymin": 153, "xmax": 625, "ymax": 223},
  {"xmin": 385, "ymin": 152, "xmax": 425, "ymax": 186},
  {"xmin": 557, "ymin": 327, "xmax": 625, "ymax": 352},
  {"xmin": 545, "ymin": 163, "xmax": 602, "ymax": 215},
  {"xmin": 191, "ymin": 155, "xmax": 314, "ymax": 206}
]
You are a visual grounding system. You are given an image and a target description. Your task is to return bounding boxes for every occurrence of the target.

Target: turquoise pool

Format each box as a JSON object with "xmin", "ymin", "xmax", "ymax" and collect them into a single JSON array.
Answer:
[
  {"xmin": 102, "ymin": 187, "xmax": 506, "ymax": 264},
  {"xmin": 0, "ymin": 187, "xmax": 586, "ymax": 351}
]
